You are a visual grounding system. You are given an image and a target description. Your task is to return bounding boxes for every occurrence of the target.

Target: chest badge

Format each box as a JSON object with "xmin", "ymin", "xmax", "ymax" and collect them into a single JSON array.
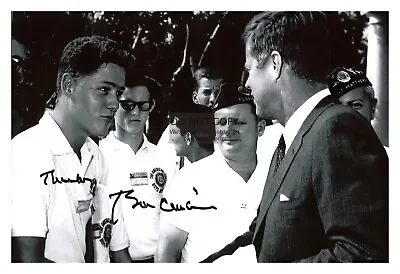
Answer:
[{"xmin": 150, "ymin": 167, "xmax": 167, "ymax": 193}]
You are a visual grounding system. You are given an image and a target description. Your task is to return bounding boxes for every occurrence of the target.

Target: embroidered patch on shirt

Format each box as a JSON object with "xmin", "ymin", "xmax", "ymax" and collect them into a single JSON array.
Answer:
[{"xmin": 130, "ymin": 172, "xmax": 148, "ymax": 186}]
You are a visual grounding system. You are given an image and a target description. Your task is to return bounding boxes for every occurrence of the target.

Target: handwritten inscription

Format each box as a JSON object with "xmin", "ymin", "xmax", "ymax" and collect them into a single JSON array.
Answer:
[
  {"xmin": 40, "ymin": 169, "xmax": 95, "ymax": 186},
  {"xmin": 159, "ymin": 198, "xmax": 217, "ymax": 212},
  {"xmin": 109, "ymin": 187, "xmax": 217, "ymax": 224}
]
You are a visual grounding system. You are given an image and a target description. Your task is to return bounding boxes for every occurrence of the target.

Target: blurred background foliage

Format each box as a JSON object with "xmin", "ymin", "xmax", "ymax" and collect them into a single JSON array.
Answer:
[{"xmin": 11, "ymin": 11, "xmax": 369, "ymax": 142}]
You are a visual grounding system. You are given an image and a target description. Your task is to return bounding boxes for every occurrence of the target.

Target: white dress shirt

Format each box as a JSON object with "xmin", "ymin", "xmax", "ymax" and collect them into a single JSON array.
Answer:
[{"xmin": 283, "ymin": 88, "xmax": 330, "ymax": 152}]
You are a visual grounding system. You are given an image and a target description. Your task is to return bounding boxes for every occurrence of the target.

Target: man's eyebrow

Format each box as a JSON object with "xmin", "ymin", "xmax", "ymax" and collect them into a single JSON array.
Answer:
[
  {"xmin": 101, "ymin": 81, "xmax": 125, "ymax": 90},
  {"xmin": 346, "ymin": 99, "xmax": 362, "ymax": 104},
  {"xmin": 200, "ymin": 86, "xmax": 220, "ymax": 91}
]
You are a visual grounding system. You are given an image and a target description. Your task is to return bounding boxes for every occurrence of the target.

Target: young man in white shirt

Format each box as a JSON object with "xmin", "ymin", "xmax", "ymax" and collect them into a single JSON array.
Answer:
[
  {"xmin": 155, "ymin": 85, "xmax": 267, "ymax": 263},
  {"xmin": 11, "ymin": 36, "xmax": 132, "ymax": 263},
  {"xmin": 100, "ymin": 73, "xmax": 174, "ymax": 262}
]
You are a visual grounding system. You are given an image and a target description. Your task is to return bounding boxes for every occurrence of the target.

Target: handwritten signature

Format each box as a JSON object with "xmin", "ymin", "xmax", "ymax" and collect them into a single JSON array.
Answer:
[
  {"xmin": 109, "ymin": 187, "xmax": 217, "ymax": 225},
  {"xmin": 40, "ymin": 169, "xmax": 95, "ymax": 185}
]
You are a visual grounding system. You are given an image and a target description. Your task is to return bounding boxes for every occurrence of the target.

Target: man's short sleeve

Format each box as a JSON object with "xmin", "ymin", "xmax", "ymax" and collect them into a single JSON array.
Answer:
[
  {"xmin": 109, "ymin": 196, "xmax": 129, "ymax": 252},
  {"xmin": 11, "ymin": 138, "xmax": 52, "ymax": 238}
]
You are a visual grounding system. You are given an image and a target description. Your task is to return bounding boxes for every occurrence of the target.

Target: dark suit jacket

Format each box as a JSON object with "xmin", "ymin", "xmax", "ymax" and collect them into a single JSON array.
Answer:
[
  {"xmin": 201, "ymin": 96, "xmax": 388, "ymax": 263},
  {"xmin": 253, "ymin": 96, "xmax": 388, "ymax": 262}
]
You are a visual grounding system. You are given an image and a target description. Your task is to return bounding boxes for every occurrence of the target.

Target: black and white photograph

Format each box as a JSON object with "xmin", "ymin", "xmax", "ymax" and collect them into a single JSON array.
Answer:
[{"xmin": 7, "ymin": 3, "xmax": 394, "ymax": 268}]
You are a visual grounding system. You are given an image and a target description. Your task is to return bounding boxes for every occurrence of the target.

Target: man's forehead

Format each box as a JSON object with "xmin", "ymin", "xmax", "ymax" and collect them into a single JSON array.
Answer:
[
  {"xmin": 121, "ymin": 85, "xmax": 150, "ymax": 99},
  {"xmin": 215, "ymin": 104, "xmax": 252, "ymax": 116},
  {"xmin": 244, "ymin": 54, "xmax": 257, "ymax": 69},
  {"xmin": 198, "ymin": 78, "xmax": 223, "ymax": 89},
  {"xmin": 339, "ymin": 87, "xmax": 366, "ymax": 102},
  {"xmin": 89, "ymin": 64, "xmax": 125, "ymax": 85}
]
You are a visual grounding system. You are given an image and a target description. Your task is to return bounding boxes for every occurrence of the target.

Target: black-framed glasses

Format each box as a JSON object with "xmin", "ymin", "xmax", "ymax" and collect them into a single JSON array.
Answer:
[{"xmin": 119, "ymin": 100, "xmax": 153, "ymax": 111}]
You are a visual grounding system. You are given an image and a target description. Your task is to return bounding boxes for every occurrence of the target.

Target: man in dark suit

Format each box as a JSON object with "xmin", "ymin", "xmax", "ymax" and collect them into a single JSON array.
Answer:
[{"xmin": 202, "ymin": 11, "xmax": 388, "ymax": 263}]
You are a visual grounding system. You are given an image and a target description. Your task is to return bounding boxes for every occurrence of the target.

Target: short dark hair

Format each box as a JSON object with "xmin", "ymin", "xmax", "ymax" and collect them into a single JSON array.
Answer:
[
  {"xmin": 193, "ymin": 66, "xmax": 224, "ymax": 91},
  {"xmin": 56, "ymin": 36, "xmax": 133, "ymax": 93},
  {"xmin": 243, "ymin": 12, "xmax": 331, "ymax": 83},
  {"xmin": 169, "ymin": 104, "xmax": 215, "ymax": 151},
  {"xmin": 125, "ymin": 71, "xmax": 161, "ymax": 100}
]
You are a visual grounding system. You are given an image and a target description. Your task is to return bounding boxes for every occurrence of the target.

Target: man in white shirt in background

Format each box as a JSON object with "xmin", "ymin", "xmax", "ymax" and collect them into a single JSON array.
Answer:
[
  {"xmin": 155, "ymin": 84, "xmax": 267, "ymax": 263},
  {"xmin": 100, "ymin": 72, "xmax": 173, "ymax": 263},
  {"xmin": 11, "ymin": 36, "xmax": 132, "ymax": 263}
]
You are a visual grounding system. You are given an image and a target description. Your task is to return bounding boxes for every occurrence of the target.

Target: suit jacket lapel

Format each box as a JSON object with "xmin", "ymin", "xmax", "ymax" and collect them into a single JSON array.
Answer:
[{"xmin": 254, "ymin": 95, "xmax": 337, "ymax": 239}]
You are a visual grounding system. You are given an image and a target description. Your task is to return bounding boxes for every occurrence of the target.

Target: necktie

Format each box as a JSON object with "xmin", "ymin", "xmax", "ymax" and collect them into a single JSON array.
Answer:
[
  {"xmin": 179, "ymin": 156, "xmax": 185, "ymax": 170},
  {"xmin": 273, "ymin": 135, "xmax": 286, "ymax": 176}
]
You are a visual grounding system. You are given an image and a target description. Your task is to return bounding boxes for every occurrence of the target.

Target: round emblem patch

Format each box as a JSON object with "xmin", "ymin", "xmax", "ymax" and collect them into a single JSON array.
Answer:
[
  {"xmin": 336, "ymin": 70, "xmax": 351, "ymax": 83},
  {"xmin": 150, "ymin": 167, "xmax": 167, "ymax": 193},
  {"xmin": 92, "ymin": 218, "xmax": 113, "ymax": 248},
  {"xmin": 100, "ymin": 218, "xmax": 112, "ymax": 248}
]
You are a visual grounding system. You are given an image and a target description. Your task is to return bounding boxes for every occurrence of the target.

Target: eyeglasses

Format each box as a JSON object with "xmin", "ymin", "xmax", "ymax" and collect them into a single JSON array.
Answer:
[{"xmin": 119, "ymin": 100, "xmax": 153, "ymax": 111}]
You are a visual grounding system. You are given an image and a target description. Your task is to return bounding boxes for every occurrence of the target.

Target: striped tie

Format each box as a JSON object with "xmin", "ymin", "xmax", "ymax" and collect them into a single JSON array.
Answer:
[{"xmin": 273, "ymin": 135, "xmax": 286, "ymax": 176}]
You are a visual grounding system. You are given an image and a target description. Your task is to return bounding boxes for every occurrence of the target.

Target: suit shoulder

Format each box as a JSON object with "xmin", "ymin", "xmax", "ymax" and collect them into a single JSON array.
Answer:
[{"xmin": 316, "ymin": 103, "xmax": 374, "ymax": 132}]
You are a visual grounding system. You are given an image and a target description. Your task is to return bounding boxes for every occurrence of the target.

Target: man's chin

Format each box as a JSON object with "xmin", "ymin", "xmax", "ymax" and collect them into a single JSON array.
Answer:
[
  {"xmin": 219, "ymin": 142, "xmax": 239, "ymax": 155},
  {"xmin": 256, "ymin": 108, "xmax": 273, "ymax": 121},
  {"xmin": 92, "ymin": 126, "xmax": 110, "ymax": 139}
]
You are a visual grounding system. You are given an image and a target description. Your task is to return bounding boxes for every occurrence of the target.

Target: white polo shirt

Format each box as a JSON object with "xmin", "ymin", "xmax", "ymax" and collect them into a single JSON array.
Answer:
[
  {"xmin": 11, "ymin": 112, "xmax": 129, "ymax": 263},
  {"xmin": 160, "ymin": 151, "xmax": 267, "ymax": 263},
  {"xmin": 100, "ymin": 132, "xmax": 174, "ymax": 260}
]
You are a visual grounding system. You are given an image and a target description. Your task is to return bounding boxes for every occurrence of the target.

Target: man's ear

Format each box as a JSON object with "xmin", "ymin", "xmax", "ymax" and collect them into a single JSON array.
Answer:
[
  {"xmin": 149, "ymin": 99, "xmax": 156, "ymax": 112},
  {"xmin": 192, "ymin": 91, "xmax": 199, "ymax": 104},
  {"xmin": 270, "ymin": 51, "xmax": 283, "ymax": 82},
  {"xmin": 257, "ymin": 119, "xmax": 267, "ymax": 137},
  {"xmin": 184, "ymin": 132, "xmax": 192, "ymax": 146},
  {"xmin": 60, "ymin": 73, "xmax": 75, "ymax": 98},
  {"xmin": 371, "ymin": 98, "xmax": 378, "ymax": 120}
]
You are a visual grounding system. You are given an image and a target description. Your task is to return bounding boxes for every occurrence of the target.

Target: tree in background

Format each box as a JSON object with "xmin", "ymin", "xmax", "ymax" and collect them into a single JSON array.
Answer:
[{"xmin": 11, "ymin": 11, "xmax": 369, "ymax": 141}]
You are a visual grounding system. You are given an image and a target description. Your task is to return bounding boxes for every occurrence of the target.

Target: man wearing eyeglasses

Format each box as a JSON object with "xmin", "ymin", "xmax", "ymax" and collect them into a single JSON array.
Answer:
[{"xmin": 99, "ymin": 72, "xmax": 173, "ymax": 263}]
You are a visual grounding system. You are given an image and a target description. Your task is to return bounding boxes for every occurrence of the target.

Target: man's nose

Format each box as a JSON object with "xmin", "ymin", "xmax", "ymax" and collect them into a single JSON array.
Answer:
[
  {"xmin": 107, "ymin": 94, "xmax": 119, "ymax": 112},
  {"xmin": 131, "ymin": 105, "xmax": 140, "ymax": 115},
  {"xmin": 245, "ymin": 78, "xmax": 251, "ymax": 91},
  {"xmin": 207, "ymin": 96, "xmax": 214, "ymax": 108}
]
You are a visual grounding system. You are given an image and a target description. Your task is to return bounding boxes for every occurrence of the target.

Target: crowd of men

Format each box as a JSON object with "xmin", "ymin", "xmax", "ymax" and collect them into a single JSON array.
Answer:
[{"xmin": 11, "ymin": 11, "xmax": 388, "ymax": 263}]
